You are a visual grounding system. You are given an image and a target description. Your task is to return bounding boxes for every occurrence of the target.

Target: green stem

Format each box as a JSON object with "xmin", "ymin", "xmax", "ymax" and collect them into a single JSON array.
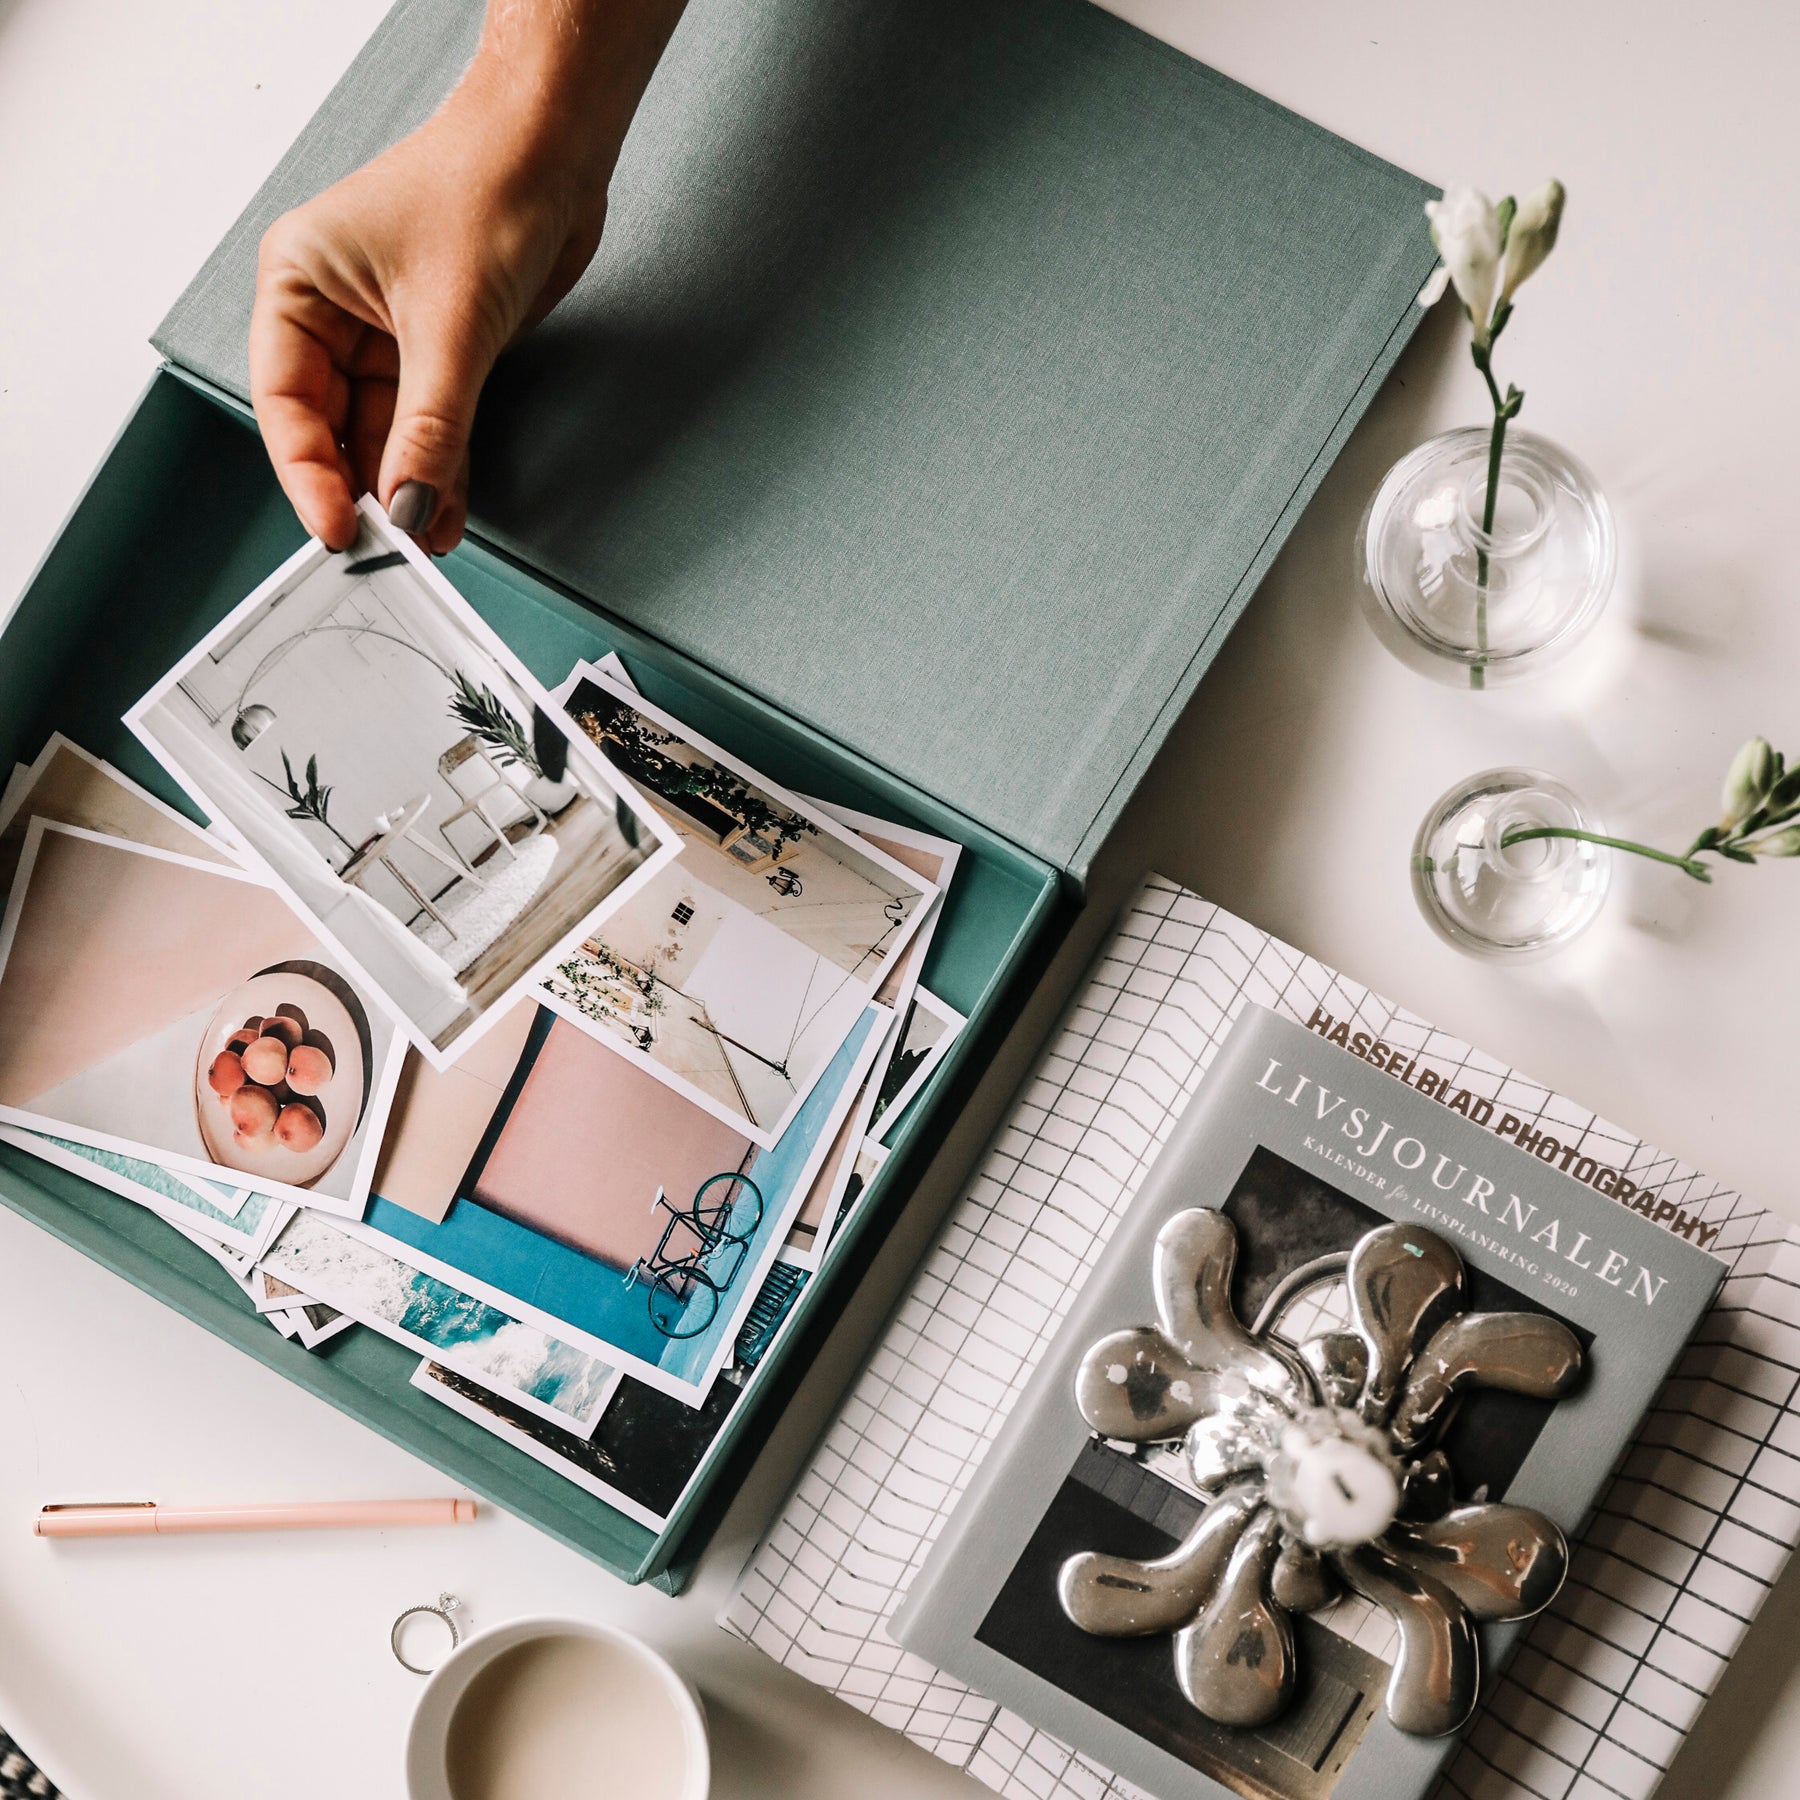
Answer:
[
  {"xmin": 1499, "ymin": 825, "xmax": 1706, "ymax": 877},
  {"xmin": 1470, "ymin": 349, "xmax": 1508, "ymax": 692}
]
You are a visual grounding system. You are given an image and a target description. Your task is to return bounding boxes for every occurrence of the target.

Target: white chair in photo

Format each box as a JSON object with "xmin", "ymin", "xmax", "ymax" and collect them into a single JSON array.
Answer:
[
  {"xmin": 435, "ymin": 736, "xmax": 546, "ymax": 875},
  {"xmin": 340, "ymin": 794, "xmax": 481, "ymax": 941}
]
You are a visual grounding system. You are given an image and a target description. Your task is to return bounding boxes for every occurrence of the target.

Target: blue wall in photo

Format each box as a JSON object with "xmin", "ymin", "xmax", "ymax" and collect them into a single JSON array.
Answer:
[{"xmin": 362, "ymin": 1006, "xmax": 880, "ymax": 1379}]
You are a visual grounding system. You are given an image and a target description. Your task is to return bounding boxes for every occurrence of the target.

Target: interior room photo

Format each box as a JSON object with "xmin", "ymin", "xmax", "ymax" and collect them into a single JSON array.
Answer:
[
  {"xmin": 135, "ymin": 525, "xmax": 662, "ymax": 1055},
  {"xmin": 550, "ymin": 675, "xmax": 929, "ymax": 1139},
  {"xmin": 544, "ymin": 865, "xmax": 876, "ymax": 1141},
  {"xmin": 362, "ymin": 1001, "xmax": 879, "ymax": 1388}
]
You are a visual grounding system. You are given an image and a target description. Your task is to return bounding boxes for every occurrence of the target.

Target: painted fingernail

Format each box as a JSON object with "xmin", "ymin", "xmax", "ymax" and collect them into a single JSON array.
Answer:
[{"xmin": 387, "ymin": 480, "xmax": 438, "ymax": 533}]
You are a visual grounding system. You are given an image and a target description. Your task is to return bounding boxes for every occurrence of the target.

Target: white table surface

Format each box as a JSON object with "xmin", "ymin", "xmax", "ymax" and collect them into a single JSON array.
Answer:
[{"xmin": 2, "ymin": 2, "xmax": 1797, "ymax": 1795}]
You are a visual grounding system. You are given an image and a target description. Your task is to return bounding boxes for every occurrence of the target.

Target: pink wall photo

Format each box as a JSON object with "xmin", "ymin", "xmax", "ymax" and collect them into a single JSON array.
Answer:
[
  {"xmin": 0, "ymin": 830, "xmax": 315, "ymax": 1106},
  {"xmin": 473, "ymin": 1018, "xmax": 753, "ymax": 1269}
]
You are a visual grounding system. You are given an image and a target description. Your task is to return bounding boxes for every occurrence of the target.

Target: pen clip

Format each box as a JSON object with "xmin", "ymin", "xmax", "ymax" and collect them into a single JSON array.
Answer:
[{"xmin": 39, "ymin": 1501, "xmax": 157, "ymax": 1514}]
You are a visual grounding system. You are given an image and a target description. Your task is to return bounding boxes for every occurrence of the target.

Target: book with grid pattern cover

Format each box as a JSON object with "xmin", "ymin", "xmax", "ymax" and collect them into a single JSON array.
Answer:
[
  {"xmin": 888, "ymin": 1006, "xmax": 1722, "ymax": 1800},
  {"xmin": 723, "ymin": 878, "xmax": 1800, "ymax": 1800}
]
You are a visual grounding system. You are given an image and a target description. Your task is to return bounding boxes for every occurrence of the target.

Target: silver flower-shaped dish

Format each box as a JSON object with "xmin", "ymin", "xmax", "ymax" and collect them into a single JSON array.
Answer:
[{"xmin": 1059, "ymin": 1211, "xmax": 1582, "ymax": 1738}]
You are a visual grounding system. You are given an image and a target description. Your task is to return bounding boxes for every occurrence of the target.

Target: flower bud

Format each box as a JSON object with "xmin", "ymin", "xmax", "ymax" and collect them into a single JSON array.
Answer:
[
  {"xmin": 1497, "ymin": 179, "xmax": 1566, "ymax": 306},
  {"xmin": 1423, "ymin": 186, "xmax": 1502, "ymax": 347},
  {"xmin": 1748, "ymin": 826, "xmax": 1800, "ymax": 858},
  {"xmin": 1416, "ymin": 264, "xmax": 1451, "ymax": 309},
  {"xmin": 1721, "ymin": 736, "xmax": 1776, "ymax": 828}
]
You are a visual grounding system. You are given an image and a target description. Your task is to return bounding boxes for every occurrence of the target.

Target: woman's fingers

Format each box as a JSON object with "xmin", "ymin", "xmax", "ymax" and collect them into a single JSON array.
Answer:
[
  {"xmin": 253, "ymin": 259, "xmax": 489, "ymax": 554},
  {"xmin": 249, "ymin": 250, "xmax": 366, "ymax": 549},
  {"xmin": 374, "ymin": 292, "xmax": 501, "ymax": 547},
  {"xmin": 344, "ymin": 333, "xmax": 399, "ymax": 509},
  {"xmin": 248, "ymin": 337, "xmax": 360, "ymax": 550},
  {"xmin": 424, "ymin": 450, "xmax": 472, "ymax": 557}
]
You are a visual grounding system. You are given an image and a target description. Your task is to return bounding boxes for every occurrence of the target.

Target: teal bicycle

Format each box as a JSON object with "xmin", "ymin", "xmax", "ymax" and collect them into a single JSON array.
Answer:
[{"xmin": 625, "ymin": 1172, "xmax": 764, "ymax": 1339}]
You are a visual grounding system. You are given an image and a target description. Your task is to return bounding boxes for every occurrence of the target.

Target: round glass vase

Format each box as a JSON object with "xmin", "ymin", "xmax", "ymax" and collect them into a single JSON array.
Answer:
[
  {"xmin": 1357, "ymin": 428, "xmax": 1616, "ymax": 687},
  {"xmin": 1411, "ymin": 769, "xmax": 1610, "ymax": 958}
]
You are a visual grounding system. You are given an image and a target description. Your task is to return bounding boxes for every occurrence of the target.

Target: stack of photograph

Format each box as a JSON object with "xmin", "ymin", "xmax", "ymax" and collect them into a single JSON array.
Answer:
[{"xmin": 0, "ymin": 498, "xmax": 962, "ymax": 1535}]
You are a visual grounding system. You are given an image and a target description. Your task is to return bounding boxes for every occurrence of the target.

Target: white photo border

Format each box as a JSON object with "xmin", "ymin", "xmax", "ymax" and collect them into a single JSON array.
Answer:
[
  {"xmin": 338, "ymin": 999, "xmax": 891, "ymax": 1405},
  {"xmin": 873, "ymin": 986, "xmax": 967, "ymax": 1147},
  {"xmin": 0, "ymin": 1126, "xmax": 291, "ymax": 1260},
  {"xmin": 123, "ymin": 498, "xmax": 681, "ymax": 1070},
  {"xmin": 545, "ymin": 658, "xmax": 938, "ymax": 1147},
  {"xmin": 0, "ymin": 820, "xmax": 407, "ymax": 1215},
  {"xmin": 0, "ymin": 731, "xmax": 234, "ymax": 862},
  {"xmin": 408, "ymin": 1357, "xmax": 664, "ymax": 1532},
  {"xmin": 779, "ymin": 1007, "xmax": 896, "ymax": 1272},
  {"xmin": 255, "ymin": 1209, "xmax": 621, "ymax": 1435}
]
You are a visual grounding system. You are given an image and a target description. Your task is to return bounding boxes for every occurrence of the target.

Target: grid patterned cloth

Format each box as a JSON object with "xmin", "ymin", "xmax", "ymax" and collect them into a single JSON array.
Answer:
[
  {"xmin": 0, "ymin": 1732, "xmax": 61, "ymax": 1800},
  {"xmin": 723, "ymin": 876, "xmax": 1800, "ymax": 1800}
]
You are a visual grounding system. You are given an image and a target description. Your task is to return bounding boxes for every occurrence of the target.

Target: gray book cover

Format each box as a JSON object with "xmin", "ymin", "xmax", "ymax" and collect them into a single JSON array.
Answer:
[{"xmin": 893, "ymin": 1006, "xmax": 1723, "ymax": 1800}]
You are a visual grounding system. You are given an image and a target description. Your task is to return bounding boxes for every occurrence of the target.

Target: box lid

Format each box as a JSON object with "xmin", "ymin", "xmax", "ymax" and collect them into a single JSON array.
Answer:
[{"xmin": 154, "ymin": 0, "xmax": 1435, "ymax": 880}]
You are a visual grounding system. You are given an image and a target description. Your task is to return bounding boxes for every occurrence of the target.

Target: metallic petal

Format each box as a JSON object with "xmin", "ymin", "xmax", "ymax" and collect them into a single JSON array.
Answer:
[
  {"xmin": 1346, "ymin": 1224, "xmax": 1466, "ymax": 1424},
  {"xmin": 1175, "ymin": 1507, "xmax": 1294, "ymax": 1726},
  {"xmin": 1390, "ymin": 1313, "xmax": 1584, "ymax": 1452},
  {"xmin": 1385, "ymin": 1504, "xmax": 1568, "ymax": 1621},
  {"xmin": 1155, "ymin": 1210, "xmax": 1304, "ymax": 1400},
  {"xmin": 1300, "ymin": 1331, "xmax": 1369, "ymax": 1410},
  {"xmin": 1336, "ymin": 1538, "xmax": 1479, "ymax": 1737},
  {"xmin": 1073, "ymin": 1327, "xmax": 1220, "ymax": 1443},
  {"xmin": 1060, "ymin": 1218, "xmax": 1579, "ymax": 1743},
  {"xmin": 1058, "ymin": 1485, "xmax": 1261, "ymax": 1636},
  {"xmin": 1270, "ymin": 1536, "xmax": 1340, "ymax": 1614},
  {"xmin": 1184, "ymin": 1400, "xmax": 1279, "ymax": 1494}
]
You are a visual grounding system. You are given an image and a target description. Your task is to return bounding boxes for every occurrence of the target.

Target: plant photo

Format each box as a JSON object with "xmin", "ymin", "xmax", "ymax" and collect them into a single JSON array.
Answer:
[
  {"xmin": 545, "ymin": 664, "xmax": 938, "ymax": 1147},
  {"xmin": 127, "ymin": 500, "xmax": 677, "ymax": 1066}
]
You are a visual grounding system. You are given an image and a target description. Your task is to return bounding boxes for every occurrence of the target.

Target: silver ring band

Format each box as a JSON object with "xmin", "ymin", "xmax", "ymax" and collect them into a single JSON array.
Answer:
[{"xmin": 391, "ymin": 1592, "xmax": 463, "ymax": 1674}]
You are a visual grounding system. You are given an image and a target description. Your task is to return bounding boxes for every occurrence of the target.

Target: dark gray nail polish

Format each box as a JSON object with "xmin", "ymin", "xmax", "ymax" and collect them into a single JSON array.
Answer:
[{"xmin": 387, "ymin": 480, "xmax": 438, "ymax": 533}]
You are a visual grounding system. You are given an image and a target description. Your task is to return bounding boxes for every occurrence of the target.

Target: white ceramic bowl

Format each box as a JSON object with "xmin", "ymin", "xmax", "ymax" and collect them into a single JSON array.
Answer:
[
  {"xmin": 194, "ymin": 966, "xmax": 369, "ymax": 1186},
  {"xmin": 405, "ymin": 1616, "xmax": 709, "ymax": 1800}
]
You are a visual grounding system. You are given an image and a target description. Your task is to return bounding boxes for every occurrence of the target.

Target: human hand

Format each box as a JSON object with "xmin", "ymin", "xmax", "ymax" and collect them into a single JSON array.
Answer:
[{"xmin": 250, "ymin": 0, "xmax": 687, "ymax": 554}]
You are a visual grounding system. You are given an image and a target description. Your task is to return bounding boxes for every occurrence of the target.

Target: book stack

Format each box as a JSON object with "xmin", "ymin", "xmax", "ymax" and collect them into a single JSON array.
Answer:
[{"xmin": 725, "ymin": 879, "xmax": 1800, "ymax": 1800}]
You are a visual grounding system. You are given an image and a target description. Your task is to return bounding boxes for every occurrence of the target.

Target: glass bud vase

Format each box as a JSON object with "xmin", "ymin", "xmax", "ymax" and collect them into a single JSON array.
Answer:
[
  {"xmin": 1412, "ymin": 768, "xmax": 1610, "ymax": 958},
  {"xmin": 1357, "ymin": 428, "xmax": 1616, "ymax": 687}
]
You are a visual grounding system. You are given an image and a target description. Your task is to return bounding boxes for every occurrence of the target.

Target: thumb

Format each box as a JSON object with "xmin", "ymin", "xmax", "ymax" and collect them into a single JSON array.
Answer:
[{"xmin": 376, "ymin": 302, "xmax": 497, "ymax": 538}]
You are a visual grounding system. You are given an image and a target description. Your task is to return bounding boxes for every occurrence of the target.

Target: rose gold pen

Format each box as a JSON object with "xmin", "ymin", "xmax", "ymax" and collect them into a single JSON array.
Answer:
[{"xmin": 35, "ymin": 1498, "xmax": 477, "ymax": 1538}]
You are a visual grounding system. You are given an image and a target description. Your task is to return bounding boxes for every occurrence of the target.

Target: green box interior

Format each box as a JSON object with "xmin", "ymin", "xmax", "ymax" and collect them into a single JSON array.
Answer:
[{"xmin": 0, "ymin": 367, "xmax": 1064, "ymax": 1588}]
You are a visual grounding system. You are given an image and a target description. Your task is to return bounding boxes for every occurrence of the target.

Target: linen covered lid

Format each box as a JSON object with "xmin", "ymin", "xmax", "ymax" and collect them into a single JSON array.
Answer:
[{"xmin": 155, "ymin": 0, "xmax": 1435, "ymax": 879}]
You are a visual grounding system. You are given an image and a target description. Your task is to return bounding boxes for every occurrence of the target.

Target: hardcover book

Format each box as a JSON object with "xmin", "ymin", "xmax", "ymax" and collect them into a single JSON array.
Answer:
[{"xmin": 892, "ymin": 1005, "xmax": 1724, "ymax": 1800}]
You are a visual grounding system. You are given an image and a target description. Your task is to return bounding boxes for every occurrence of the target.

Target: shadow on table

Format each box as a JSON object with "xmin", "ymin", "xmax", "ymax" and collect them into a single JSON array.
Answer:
[{"xmin": 0, "ymin": 1577, "xmax": 177, "ymax": 1800}]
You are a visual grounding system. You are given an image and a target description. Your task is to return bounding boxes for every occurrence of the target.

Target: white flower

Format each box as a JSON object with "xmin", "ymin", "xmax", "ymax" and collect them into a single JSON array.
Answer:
[
  {"xmin": 1748, "ymin": 826, "xmax": 1800, "ymax": 857},
  {"xmin": 1423, "ymin": 186, "xmax": 1503, "ymax": 347},
  {"xmin": 1499, "ymin": 179, "xmax": 1566, "ymax": 307},
  {"xmin": 1720, "ymin": 736, "xmax": 1776, "ymax": 828}
]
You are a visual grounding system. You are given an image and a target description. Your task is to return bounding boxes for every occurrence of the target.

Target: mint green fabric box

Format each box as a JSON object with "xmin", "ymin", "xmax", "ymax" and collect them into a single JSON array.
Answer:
[{"xmin": 0, "ymin": 0, "xmax": 1433, "ymax": 1588}]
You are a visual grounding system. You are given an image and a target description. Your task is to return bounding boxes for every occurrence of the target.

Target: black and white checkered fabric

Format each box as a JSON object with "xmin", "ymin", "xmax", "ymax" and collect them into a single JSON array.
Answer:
[{"xmin": 0, "ymin": 1731, "xmax": 61, "ymax": 1799}]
